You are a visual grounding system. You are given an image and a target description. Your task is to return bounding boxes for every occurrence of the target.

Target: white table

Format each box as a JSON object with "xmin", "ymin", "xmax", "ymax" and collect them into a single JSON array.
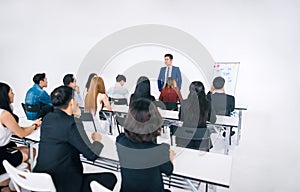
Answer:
[
  {"xmin": 82, "ymin": 134, "xmax": 232, "ymax": 191},
  {"xmin": 172, "ymin": 146, "xmax": 232, "ymax": 189},
  {"xmin": 110, "ymin": 105, "xmax": 241, "ymax": 155},
  {"xmin": 214, "ymin": 115, "xmax": 239, "ymax": 155},
  {"xmin": 15, "ymin": 119, "xmax": 233, "ymax": 191}
]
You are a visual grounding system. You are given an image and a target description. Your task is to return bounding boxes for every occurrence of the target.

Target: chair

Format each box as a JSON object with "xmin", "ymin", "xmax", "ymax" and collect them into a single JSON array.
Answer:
[
  {"xmin": 109, "ymin": 97, "xmax": 128, "ymax": 105},
  {"xmin": 21, "ymin": 103, "xmax": 41, "ymax": 113},
  {"xmin": 164, "ymin": 102, "xmax": 179, "ymax": 111},
  {"xmin": 2, "ymin": 160, "xmax": 56, "ymax": 192},
  {"xmin": 90, "ymin": 180, "xmax": 112, "ymax": 192},
  {"xmin": 115, "ymin": 114, "xmax": 126, "ymax": 134},
  {"xmin": 173, "ymin": 127, "xmax": 212, "ymax": 152},
  {"xmin": 153, "ymin": 100, "xmax": 166, "ymax": 110},
  {"xmin": 79, "ymin": 111, "xmax": 97, "ymax": 132},
  {"xmin": 0, "ymin": 163, "xmax": 27, "ymax": 183},
  {"xmin": 21, "ymin": 103, "xmax": 53, "ymax": 120}
]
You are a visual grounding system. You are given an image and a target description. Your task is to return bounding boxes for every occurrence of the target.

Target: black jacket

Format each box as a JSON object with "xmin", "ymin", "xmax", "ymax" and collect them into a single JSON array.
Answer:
[
  {"xmin": 116, "ymin": 133, "xmax": 173, "ymax": 192},
  {"xmin": 33, "ymin": 109, "xmax": 103, "ymax": 192}
]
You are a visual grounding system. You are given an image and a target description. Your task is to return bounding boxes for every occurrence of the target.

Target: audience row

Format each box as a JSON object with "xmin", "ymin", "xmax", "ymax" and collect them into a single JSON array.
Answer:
[{"xmin": 0, "ymin": 68, "xmax": 234, "ymax": 191}]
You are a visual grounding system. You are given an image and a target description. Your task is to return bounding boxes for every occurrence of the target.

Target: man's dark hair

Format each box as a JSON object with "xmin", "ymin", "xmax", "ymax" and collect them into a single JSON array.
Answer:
[
  {"xmin": 50, "ymin": 86, "xmax": 74, "ymax": 109},
  {"xmin": 63, "ymin": 74, "xmax": 74, "ymax": 86},
  {"xmin": 213, "ymin": 76, "xmax": 225, "ymax": 89},
  {"xmin": 33, "ymin": 73, "xmax": 46, "ymax": 84},
  {"xmin": 116, "ymin": 74, "xmax": 126, "ymax": 82},
  {"xmin": 164, "ymin": 53, "xmax": 173, "ymax": 60}
]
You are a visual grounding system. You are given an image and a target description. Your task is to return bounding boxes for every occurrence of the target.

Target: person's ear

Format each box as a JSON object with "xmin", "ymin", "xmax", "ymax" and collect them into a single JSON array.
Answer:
[{"xmin": 70, "ymin": 98, "xmax": 74, "ymax": 107}]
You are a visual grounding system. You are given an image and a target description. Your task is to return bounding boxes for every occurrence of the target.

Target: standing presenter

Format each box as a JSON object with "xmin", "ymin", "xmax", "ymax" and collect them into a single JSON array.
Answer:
[{"xmin": 157, "ymin": 54, "xmax": 182, "ymax": 92}]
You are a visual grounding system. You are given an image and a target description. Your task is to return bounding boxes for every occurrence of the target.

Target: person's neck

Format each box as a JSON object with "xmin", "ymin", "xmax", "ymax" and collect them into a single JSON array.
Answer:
[
  {"xmin": 38, "ymin": 84, "xmax": 44, "ymax": 89},
  {"xmin": 60, "ymin": 107, "xmax": 73, "ymax": 116},
  {"xmin": 213, "ymin": 89, "xmax": 225, "ymax": 93}
]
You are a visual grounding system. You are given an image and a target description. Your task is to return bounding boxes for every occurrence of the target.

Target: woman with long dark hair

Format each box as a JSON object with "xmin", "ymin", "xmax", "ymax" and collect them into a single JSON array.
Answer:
[
  {"xmin": 129, "ymin": 76, "xmax": 155, "ymax": 106},
  {"xmin": 0, "ymin": 82, "xmax": 41, "ymax": 191},
  {"xmin": 177, "ymin": 81, "xmax": 216, "ymax": 150},
  {"xmin": 116, "ymin": 99, "xmax": 175, "ymax": 192}
]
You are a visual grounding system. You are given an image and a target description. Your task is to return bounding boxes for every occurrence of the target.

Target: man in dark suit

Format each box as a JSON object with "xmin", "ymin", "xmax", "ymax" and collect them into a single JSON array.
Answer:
[
  {"xmin": 208, "ymin": 76, "xmax": 235, "ymax": 116},
  {"xmin": 157, "ymin": 54, "xmax": 182, "ymax": 92},
  {"xmin": 33, "ymin": 86, "xmax": 117, "ymax": 192}
]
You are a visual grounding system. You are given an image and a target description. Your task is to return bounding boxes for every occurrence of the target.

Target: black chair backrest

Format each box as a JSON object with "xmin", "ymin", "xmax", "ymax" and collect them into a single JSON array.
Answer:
[
  {"xmin": 109, "ymin": 97, "xmax": 128, "ymax": 105},
  {"xmin": 115, "ymin": 114, "xmax": 126, "ymax": 134},
  {"xmin": 153, "ymin": 100, "xmax": 166, "ymax": 110},
  {"xmin": 164, "ymin": 102, "xmax": 179, "ymax": 111},
  {"xmin": 79, "ymin": 111, "xmax": 97, "ymax": 132},
  {"xmin": 174, "ymin": 127, "xmax": 211, "ymax": 151},
  {"xmin": 21, "ymin": 103, "xmax": 41, "ymax": 112},
  {"xmin": 174, "ymin": 127, "xmax": 209, "ymax": 139}
]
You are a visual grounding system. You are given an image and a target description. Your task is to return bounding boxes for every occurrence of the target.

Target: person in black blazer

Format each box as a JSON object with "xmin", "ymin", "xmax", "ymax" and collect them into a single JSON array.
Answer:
[
  {"xmin": 116, "ymin": 99, "xmax": 175, "ymax": 192},
  {"xmin": 129, "ymin": 76, "xmax": 155, "ymax": 106},
  {"xmin": 33, "ymin": 86, "xmax": 117, "ymax": 192},
  {"xmin": 207, "ymin": 76, "xmax": 235, "ymax": 116},
  {"xmin": 207, "ymin": 76, "xmax": 235, "ymax": 137}
]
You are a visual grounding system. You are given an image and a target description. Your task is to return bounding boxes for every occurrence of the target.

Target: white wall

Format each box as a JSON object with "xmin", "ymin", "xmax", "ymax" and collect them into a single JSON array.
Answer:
[{"xmin": 1, "ymin": 0, "xmax": 299, "ymax": 191}]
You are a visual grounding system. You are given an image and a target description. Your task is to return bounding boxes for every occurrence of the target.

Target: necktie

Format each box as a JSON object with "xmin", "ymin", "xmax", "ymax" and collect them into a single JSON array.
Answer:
[{"xmin": 166, "ymin": 67, "xmax": 170, "ymax": 78}]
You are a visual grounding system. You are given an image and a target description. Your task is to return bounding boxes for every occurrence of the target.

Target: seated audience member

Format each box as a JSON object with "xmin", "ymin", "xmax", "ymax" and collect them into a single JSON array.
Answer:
[
  {"xmin": 33, "ymin": 86, "xmax": 117, "ymax": 192},
  {"xmin": 158, "ymin": 77, "xmax": 183, "ymax": 110},
  {"xmin": 116, "ymin": 99, "xmax": 175, "ymax": 192},
  {"xmin": 176, "ymin": 81, "xmax": 216, "ymax": 151},
  {"xmin": 129, "ymin": 76, "xmax": 155, "ymax": 106},
  {"xmin": 207, "ymin": 76, "xmax": 235, "ymax": 136},
  {"xmin": 207, "ymin": 76, "xmax": 235, "ymax": 116},
  {"xmin": 63, "ymin": 74, "xmax": 84, "ymax": 107},
  {"xmin": 107, "ymin": 74, "xmax": 129, "ymax": 104},
  {"xmin": 84, "ymin": 76, "xmax": 112, "ymax": 133},
  {"xmin": 24, "ymin": 73, "xmax": 53, "ymax": 120},
  {"xmin": 83, "ymin": 73, "xmax": 97, "ymax": 97},
  {"xmin": 0, "ymin": 82, "xmax": 41, "ymax": 191}
]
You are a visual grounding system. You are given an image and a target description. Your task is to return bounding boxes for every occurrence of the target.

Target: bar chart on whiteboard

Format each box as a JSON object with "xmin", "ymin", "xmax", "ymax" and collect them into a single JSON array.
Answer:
[{"xmin": 213, "ymin": 62, "xmax": 240, "ymax": 96}]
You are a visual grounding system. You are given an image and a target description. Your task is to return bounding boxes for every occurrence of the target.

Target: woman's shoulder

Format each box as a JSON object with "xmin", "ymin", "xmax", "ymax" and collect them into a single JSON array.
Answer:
[{"xmin": 0, "ymin": 109, "xmax": 11, "ymax": 118}]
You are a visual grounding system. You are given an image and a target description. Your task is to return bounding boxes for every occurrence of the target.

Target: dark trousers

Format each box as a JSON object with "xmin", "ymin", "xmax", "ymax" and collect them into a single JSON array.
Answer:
[{"xmin": 81, "ymin": 172, "xmax": 117, "ymax": 192}]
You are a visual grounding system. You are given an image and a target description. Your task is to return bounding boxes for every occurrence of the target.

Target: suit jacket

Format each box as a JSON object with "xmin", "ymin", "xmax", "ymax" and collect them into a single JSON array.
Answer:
[
  {"xmin": 157, "ymin": 66, "xmax": 182, "ymax": 91},
  {"xmin": 33, "ymin": 109, "xmax": 103, "ymax": 192},
  {"xmin": 116, "ymin": 133, "xmax": 173, "ymax": 192},
  {"xmin": 207, "ymin": 92, "xmax": 235, "ymax": 116}
]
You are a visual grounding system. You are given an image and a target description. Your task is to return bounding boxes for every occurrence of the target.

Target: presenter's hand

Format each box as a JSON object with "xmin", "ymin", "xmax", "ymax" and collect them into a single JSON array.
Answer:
[{"xmin": 92, "ymin": 132, "xmax": 102, "ymax": 142}]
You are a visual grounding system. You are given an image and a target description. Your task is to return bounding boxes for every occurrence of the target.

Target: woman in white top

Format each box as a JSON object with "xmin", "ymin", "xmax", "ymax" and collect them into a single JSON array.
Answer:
[
  {"xmin": 0, "ymin": 82, "xmax": 41, "ymax": 191},
  {"xmin": 84, "ymin": 76, "xmax": 112, "ymax": 134}
]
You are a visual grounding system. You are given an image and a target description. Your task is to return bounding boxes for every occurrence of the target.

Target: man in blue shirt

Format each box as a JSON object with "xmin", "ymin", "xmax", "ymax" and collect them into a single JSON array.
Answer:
[{"xmin": 25, "ymin": 73, "xmax": 52, "ymax": 120}]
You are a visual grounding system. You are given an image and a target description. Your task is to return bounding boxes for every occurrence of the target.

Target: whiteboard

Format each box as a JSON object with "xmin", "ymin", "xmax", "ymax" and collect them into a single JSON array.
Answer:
[{"xmin": 213, "ymin": 62, "xmax": 240, "ymax": 96}]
